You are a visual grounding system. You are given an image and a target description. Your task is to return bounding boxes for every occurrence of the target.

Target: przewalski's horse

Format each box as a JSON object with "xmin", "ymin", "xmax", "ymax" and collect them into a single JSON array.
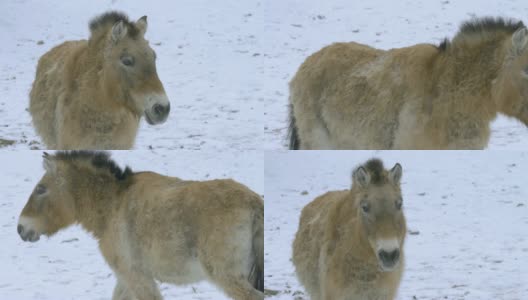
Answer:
[
  {"xmin": 17, "ymin": 151, "xmax": 263, "ymax": 300},
  {"xmin": 289, "ymin": 17, "xmax": 528, "ymax": 149},
  {"xmin": 30, "ymin": 11, "xmax": 170, "ymax": 149},
  {"xmin": 292, "ymin": 159, "xmax": 406, "ymax": 300}
]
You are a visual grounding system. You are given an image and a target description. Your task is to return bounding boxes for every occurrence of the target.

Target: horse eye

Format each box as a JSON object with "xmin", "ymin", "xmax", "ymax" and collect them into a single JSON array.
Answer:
[
  {"xmin": 35, "ymin": 185, "xmax": 47, "ymax": 195},
  {"xmin": 361, "ymin": 202, "xmax": 370, "ymax": 213},
  {"xmin": 121, "ymin": 56, "xmax": 135, "ymax": 67}
]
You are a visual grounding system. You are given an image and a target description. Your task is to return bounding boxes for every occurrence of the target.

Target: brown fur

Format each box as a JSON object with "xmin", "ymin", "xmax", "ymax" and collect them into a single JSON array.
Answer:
[
  {"xmin": 292, "ymin": 159, "xmax": 406, "ymax": 300},
  {"xmin": 18, "ymin": 151, "xmax": 263, "ymax": 300},
  {"xmin": 30, "ymin": 11, "xmax": 170, "ymax": 149},
  {"xmin": 289, "ymin": 17, "xmax": 528, "ymax": 149}
]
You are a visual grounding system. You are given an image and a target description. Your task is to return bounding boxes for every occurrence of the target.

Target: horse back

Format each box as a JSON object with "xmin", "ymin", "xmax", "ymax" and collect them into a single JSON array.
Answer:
[{"xmin": 290, "ymin": 42, "xmax": 383, "ymax": 101}]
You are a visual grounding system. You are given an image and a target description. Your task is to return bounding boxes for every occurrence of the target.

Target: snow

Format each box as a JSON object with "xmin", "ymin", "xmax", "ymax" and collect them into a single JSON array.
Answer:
[
  {"xmin": 0, "ymin": 0, "xmax": 263, "ymax": 150},
  {"xmin": 261, "ymin": 0, "xmax": 528, "ymax": 149},
  {"xmin": 0, "ymin": 150, "xmax": 263, "ymax": 300},
  {"xmin": 3, "ymin": 0, "xmax": 528, "ymax": 299},
  {"xmin": 265, "ymin": 151, "xmax": 528, "ymax": 299}
]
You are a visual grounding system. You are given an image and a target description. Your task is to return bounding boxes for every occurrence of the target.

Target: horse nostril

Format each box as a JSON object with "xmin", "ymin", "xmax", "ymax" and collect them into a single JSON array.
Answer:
[
  {"xmin": 17, "ymin": 224, "xmax": 24, "ymax": 235},
  {"xmin": 153, "ymin": 103, "xmax": 170, "ymax": 116},
  {"xmin": 379, "ymin": 249, "xmax": 399, "ymax": 263},
  {"xmin": 153, "ymin": 104, "xmax": 165, "ymax": 116},
  {"xmin": 390, "ymin": 249, "xmax": 400, "ymax": 261}
]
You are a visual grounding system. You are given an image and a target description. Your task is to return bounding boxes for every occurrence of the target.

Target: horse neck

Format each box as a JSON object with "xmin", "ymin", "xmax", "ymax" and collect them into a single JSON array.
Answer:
[
  {"xmin": 83, "ymin": 39, "xmax": 129, "ymax": 106},
  {"xmin": 436, "ymin": 34, "xmax": 508, "ymax": 103},
  {"xmin": 69, "ymin": 171, "xmax": 124, "ymax": 238}
]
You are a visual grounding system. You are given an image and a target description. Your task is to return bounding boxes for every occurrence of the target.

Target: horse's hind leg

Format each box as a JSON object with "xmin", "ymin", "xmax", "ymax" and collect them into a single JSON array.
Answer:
[
  {"xmin": 112, "ymin": 279, "xmax": 131, "ymax": 300},
  {"xmin": 207, "ymin": 274, "xmax": 264, "ymax": 300},
  {"xmin": 200, "ymin": 248, "xmax": 264, "ymax": 300},
  {"xmin": 199, "ymin": 224, "xmax": 264, "ymax": 299},
  {"xmin": 296, "ymin": 116, "xmax": 333, "ymax": 149},
  {"xmin": 114, "ymin": 270, "xmax": 163, "ymax": 300}
]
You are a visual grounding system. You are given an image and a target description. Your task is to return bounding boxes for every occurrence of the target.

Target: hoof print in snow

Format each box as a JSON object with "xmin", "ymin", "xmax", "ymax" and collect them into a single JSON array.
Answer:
[{"xmin": 61, "ymin": 238, "xmax": 79, "ymax": 243}]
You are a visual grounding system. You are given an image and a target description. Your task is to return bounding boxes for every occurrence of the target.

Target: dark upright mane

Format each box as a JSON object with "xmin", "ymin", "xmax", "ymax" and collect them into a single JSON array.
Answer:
[
  {"xmin": 364, "ymin": 158, "xmax": 386, "ymax": 185},
  {"xmin": 459, "ymin": 17, "xmax": 524, "ymax": 35},
  {"xmin": 88, "ymin": 11, "xmax": 140, "ymax": 38},
  {"xmin": 437, "ymin": 17, "xmax": 525, "ymax": 51},
  {"xmin": 51, "ymin": 151, "xmax": 133, "ymax": 181}
]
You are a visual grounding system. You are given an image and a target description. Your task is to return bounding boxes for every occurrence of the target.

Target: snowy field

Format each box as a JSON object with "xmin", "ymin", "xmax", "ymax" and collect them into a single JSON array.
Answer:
[
  {"xmin": 0, "ymin": 0, "xmax": 263, "ymax": 150},
  {"xmin": 265, "ymin": 151, "xmax": 528, "ymax": 299},
  {"xmin": 262, "ymin": 0, "xmax": 528, "ymax": 149},
  {"xmin": 0, "ymin": 150, "xmax": 263, "ymax": 300}
]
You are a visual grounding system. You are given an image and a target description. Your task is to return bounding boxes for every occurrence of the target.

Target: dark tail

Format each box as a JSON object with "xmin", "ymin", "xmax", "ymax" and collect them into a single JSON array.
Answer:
[
  {"xmin": 288, "ymin": 103, "xmax": 300, "ymax": 150},
  {"xmin": 249, "ymin": 210, "xmax": 264, "ymax": 292}
]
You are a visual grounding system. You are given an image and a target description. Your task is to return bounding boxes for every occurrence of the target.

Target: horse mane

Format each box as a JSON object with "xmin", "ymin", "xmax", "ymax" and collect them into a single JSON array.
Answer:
[
  {"xmin": 437, "ymin": 17, "xmax": 525, "ymax": 51},
  {"xmin": 52, "ymin": 151, "xmax": 133, "ymax": 181},
  {"xmin": 88, "ymin": 11, "xmax": 140, "ymax": 39},
  {"xmin": 363, "ymin": 158, "xmax": 386, "ymax": 185}
]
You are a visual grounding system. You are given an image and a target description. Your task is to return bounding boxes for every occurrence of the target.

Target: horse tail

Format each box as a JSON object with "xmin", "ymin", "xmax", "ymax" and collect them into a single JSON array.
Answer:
[
  {"xmin": 249, "ymin": 209, "xmax": 264, "ymax": 292},
  {"xmin": 288, "ymin": 103, "xmax": 300, "ymax": 150}
]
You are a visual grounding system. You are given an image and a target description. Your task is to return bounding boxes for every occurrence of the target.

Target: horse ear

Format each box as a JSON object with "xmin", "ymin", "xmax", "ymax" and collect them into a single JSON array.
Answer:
[
  {"xmin": 512, "ymin": 28, "xmax": 528, "ymax": 54},
  {"xmin": 136, "ymin": 16, "xmax": 148, "ymax": 36},
  {"xmin": 42, "ymin": 154, "xmax": 56, "ymax": 173},
  {"xmin": 388, "ymin": 163, "xmax": 402, "ymax": 185},
  {"xmin": 111, "ymin": 20, "xmax": 128, "ymax": 43},
  {"xmin": 353, "ymin": 166, "xmax": 370, "ymax": 188}
]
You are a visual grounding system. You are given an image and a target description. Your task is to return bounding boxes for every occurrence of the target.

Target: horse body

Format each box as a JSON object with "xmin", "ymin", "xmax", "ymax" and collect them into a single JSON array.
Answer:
[
  {"xmin": 103, "ymin": 175, "xmax": 263, "ymax": 300},
  {"xmin": 30, "ymin": 11, "xmax": 170, "ymax": 149},
  {"xmin": 289, "ymin": 17, "xmax": 528, "ymax": 149},
  {"xmin": 293, "ymin": 159, "xmax": 406, "ymax": 300},
  {"xmin": 18, "ymin": 152, "xmax": 263, "ymax": 300}
]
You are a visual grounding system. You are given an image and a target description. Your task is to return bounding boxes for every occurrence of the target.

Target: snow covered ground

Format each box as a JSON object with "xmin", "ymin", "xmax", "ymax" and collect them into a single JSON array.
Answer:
[
  {"xmin": 0, "ymin": 150, "xmax": 263, "ymax": 300},
  {"xmin": 3, "ymin": 0, "xmax": 528, "ymax": 300},
  {"xmin": 0, "ymin": 0, "xmax": 263, "ymax": 150},
  {"xmin": 265, "ymin": 151, "xmax": 528, "ymax": 299},
  {"xmin": 262, "ymin": 0, "xmax": 528, "ymax": 149}
]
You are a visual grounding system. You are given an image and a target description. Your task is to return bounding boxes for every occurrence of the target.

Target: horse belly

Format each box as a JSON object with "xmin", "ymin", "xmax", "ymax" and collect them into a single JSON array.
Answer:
[
  {"xmin": 393, "ymin": 101, "xmax": 444, "ymax": 149},
  {"xmin": 338, "ymin": 286, "xmax": 392, "ymax": 300},
  {"xmin": 154, "ymin": 256, "xmax": 206, "ymax": 285}
]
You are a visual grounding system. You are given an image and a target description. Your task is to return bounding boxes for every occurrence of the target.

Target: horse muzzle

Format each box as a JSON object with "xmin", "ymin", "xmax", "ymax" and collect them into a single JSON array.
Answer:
[
  {"xmin": 17, "ymin": 224, "xmax": 40, "ymax": 242},
  {"xmin": 144, "ymin": 94, "xmax": 170, "ymax": 125},
  {"xmin": 377, "ymin": 248, "xmax": 400, "ymax": 271}
]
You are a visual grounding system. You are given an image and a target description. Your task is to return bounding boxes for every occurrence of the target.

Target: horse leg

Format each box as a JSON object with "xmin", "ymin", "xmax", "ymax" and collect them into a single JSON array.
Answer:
[
  {"xmin": 198, "ymin": 224, "xmax": 263, "ymax": 299},
  {"xmin": 115, "ymin": 270, "xmax": 163, "ymax": 300},
  {"xmin": 206, "ymin": 274, "xmax": 263, "ymax": 300},
  {"xmin": 111, "ymin": 279, "xmax": 131, "ymax": 300},
  {"xmin": 299, "ymin": 120, "xmax": 333, "ymax": 149}
]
